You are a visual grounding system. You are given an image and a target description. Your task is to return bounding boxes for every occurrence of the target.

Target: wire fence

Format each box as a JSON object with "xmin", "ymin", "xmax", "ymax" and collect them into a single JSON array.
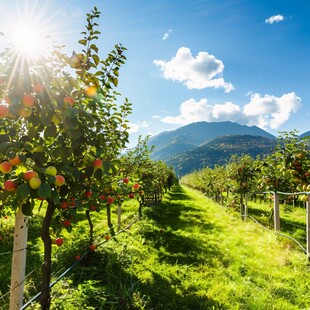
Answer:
[{"xmin": 0, "ymin": 190, "xmax": 164, "ymax": 310}]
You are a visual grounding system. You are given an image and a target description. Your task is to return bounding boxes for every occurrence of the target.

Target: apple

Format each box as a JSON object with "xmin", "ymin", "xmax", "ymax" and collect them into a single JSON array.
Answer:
[
  {"xmin": 75, "ymin": 255, "xmax": 81, "ymax": 261},
  {"xmin": 55, "ymin": 175, "xmax": 65, "ymax": 186},
  {"xmin": 133, "ymin": 183, "xmax": 140, "ymax": 190},
  {"xmin": 0, "ymin": 105, "xmax": 9, "ymax": 118},
  {"xmin": 18, "ymin": 105, "xmax": 32, "ymax": 118},
  {"xmin": 22, "ymin": 94, "xmax": 35, "ymax": 107},
  {"xmin": 55, "ymin": 238, "xmax": 64, "ymax": 246},
  {"xmin": 89, "ymin": 244, "xmax": 96, "ymax": 251},
  {"xmin": 33, "ymin": 83, "xmax": 44, "ymax": 93},
  {"xmin": 29, "ymin": 177, "xmax": 41, "ymax": 189},
  {"xmin": 104, "ymin": 235, "xmax": 110, "ymax": 241},
  {"xmin": 64, "ymin": 96, "xmax": 75, "ymax": 106},
  {"xmin": 63, "ymin": 220, "xmax": 71, "ymax": 227},
  {"xmin": 45, "ymin": 166, "xmax": 57, "ymax": 176},
  {"xmin": 85, "ymin": 190, "xmax": 92, "ymax": 198},
  {"xmin": 123, "ymin": 177, "xmax": 129, "ymax": 184},
  {"xmin": 93, "ymin": 159, "xmax": 102, "ymax": 169},
  {"xmin": 23, "ymin": 170, "xmax": 39, "ymax": 181},
  {"xmin": 4, "ymin": 180, "xmax": 17, "ymax": 192},
  {"xmin": 99, "ymin": 194, "xmax": 106, "ymax": 201},
  {"xmin": 128, "ymin": 192, "xmax": 135, "ymax": 199},
  {"xmin": 0, "ymin": 161, "xmax": 12, "ymax": 174},
  {"xmin": 90, "ymin": 205, "xmax": 97, "ymax": 211},
  {"xmin": 9, "ymin": 155, "xmax": 21, "ymax": 166},
  {"xmin": 60, "ymin": 201, "xmax": 68, "ymax": 209},
  {"xmin": 107, "ymin": 196, "xmax": 114, "ymax": 204},
  {"xmin": 300, "ymin": 195, "xmax": 308, "ymax": 202}
]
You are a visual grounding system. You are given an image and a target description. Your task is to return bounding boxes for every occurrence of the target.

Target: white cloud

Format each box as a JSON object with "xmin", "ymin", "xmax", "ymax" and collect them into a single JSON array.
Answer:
[
  {"xmin": 265, "ymin": 15, "xmax": 284, "ymax": 24},
  {"xmin": 127, "ymin": 121, "xmax": 151, "ymax": 133},
  {"xmin": 127, "ymin": 122, "xmax": 140, "ymax": 133},
  {"xmin": 162, "ymin": 29, "xmax": 172, "ymax": 40},
  {"xmin": 243, "ymin": 92, "xmax": 301, "ymax": 129},
  {"xmin": 161, "ymin": 98, "xmax": 240, "ymax": 125},
  {"xmin": 153, "ymin": 47, "xmax": 234, "ymax": 92},
  {"xmin": 161, "ymin": 92, "xmax": 301, "ymax": 130}
]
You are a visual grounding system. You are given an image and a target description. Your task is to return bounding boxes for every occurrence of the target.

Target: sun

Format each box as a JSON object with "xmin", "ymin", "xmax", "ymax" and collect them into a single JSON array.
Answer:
[
  {"xmin": 0, "ymin": 1, "xmax": 66, "ymax": 61},
  {"xmin": 11, "ymin": 24, "xmax": 46, "ymax": 58},
  {"xmin": 9, "ymin": 21, "xmax": 54, "ymax": 60}
]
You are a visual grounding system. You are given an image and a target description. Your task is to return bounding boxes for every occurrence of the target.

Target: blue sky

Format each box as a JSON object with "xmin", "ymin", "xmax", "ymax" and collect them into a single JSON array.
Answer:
[{"xmin": 1, "ymin": 0, "xmax": 309, "ymax": 146}]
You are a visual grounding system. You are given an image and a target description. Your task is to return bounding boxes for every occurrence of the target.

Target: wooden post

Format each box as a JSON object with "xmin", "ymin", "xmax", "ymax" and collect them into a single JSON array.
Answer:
[
  {"xmin": 117, "ymin": 203, "xmax": 122, "ymax": 230},
  {"xmin": 244, "ymin": 193, "xmax": 248, "ymax": 222},
  {"xmin": 274, "ymin": 193, "xmax": 280, "ymax": 231},
  {"xmin": 306, "ymin": 195, "xmax": 310, "ymax": 260},
  {"xmin": 9, "ymin": 209, "xmax": 28, "ymax": 310}
]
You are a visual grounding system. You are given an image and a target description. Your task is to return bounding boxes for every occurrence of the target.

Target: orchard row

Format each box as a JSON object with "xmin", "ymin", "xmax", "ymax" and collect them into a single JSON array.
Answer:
[{"xmin": 181, "ymin": 131, "xmax": 310, "ymax": 205}]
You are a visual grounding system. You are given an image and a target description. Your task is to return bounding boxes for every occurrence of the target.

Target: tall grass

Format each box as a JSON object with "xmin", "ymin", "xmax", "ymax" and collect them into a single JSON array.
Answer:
[{"xmin": 1, "ymin": 185, "xmax": 310, "ymax": 309}]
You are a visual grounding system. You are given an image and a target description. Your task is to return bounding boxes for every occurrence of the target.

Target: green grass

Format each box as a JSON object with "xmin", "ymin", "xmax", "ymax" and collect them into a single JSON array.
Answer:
[{"xmin": 1, "ymin": 185, "xmax": 310, "ymax": 309}]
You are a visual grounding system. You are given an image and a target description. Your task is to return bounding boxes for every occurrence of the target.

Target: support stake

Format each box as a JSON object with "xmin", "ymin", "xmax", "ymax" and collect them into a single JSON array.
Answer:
[
  {"xmin": 274, "ymin": 193, "xmax": 280, "ymax": 231},
  {"xmin": 306, "ymin": 195, "xmax": 310, "ymax": 261},
  {"xmin": 9, "ymin": 209, "xmax": 28, "ymax": 310}
]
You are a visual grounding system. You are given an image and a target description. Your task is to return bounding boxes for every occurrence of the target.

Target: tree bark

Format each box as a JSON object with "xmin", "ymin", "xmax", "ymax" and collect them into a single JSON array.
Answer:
[{"xmin": 40, "ymin": 201, "xmax": 56, "ymax": 310}]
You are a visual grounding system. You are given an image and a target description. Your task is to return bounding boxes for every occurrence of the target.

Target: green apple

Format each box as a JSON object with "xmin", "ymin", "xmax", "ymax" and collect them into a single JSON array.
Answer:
[{"xmin": 45, "ymin": 166, "xmax": 57, "ymax": 176}]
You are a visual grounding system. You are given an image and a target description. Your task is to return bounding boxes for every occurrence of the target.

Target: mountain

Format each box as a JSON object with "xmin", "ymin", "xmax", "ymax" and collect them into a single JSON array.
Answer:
[
  {"xmin": 300, "ymin": 131, "xmax": 310, "ymax": 138},
  {"xmin": 148, "ymin": 121, "xmax": 275, "ymax": 161},
  {"xmin": 166, "ymin": 134, "xmax": 277, "ymax": 176}
]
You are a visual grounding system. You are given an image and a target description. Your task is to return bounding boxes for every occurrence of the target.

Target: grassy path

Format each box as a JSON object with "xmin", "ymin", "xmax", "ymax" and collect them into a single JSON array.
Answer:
[{"xmin": 22, "ymin": 184, "xmax": 310, "ymax": 309}]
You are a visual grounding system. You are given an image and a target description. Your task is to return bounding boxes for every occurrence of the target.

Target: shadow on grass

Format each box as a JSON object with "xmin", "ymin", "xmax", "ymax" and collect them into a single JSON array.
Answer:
[{"xmin": 66, "ymin": 249, "xmax": 225, "ymax": 310}]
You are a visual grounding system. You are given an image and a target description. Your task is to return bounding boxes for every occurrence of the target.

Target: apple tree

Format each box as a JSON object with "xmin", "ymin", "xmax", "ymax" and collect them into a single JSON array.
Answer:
[{"xmin": 0, "ymin": 7, "xmax": 132, "ymax": 309}]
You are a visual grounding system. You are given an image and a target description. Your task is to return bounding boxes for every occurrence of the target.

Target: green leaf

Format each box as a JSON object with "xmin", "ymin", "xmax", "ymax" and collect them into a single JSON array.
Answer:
[
  {"xmin": 22, "ymin": 200, "xmax": 33, "ymax": 216},
  {"xmin": 64, "ymin": 225, "xmax": 73, "ymax": 233},
  {"xmin": 38, "ymin": 184, "xmax": 52, "ymax": 199},
  {"xmin": 92, "ymin": 54, "xmax": 99, "ymax": 66},
  {"xmin": 66, "ymin": 106, "xmax": 79, "ymax": 119},
  {"xmin": 85, "ymin": 166, "xmax": 94, "ymax": 178},
  {"xmin": 44, "ymin": 123, "xmax": 57, "ymax": 139},
  {"xmin": 94, "ymin": 168, "xmax": 103, "ymax": 181},
  {"xmin": 79, "ymin": 39, "xmax": 87, "ymax": 46},
  {"xmin": 90, "ymin": 44, "xmax": 98, "ymax": 53},
  {"xmin": 16, "ymin": 184, "xmax": 31, "ymax": 202}
]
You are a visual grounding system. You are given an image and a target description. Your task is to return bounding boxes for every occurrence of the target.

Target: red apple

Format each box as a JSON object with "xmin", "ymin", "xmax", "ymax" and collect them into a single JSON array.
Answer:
[
  {"xmin": 90, "ymin": 205, "xmax": 97, "ymax": 211},
  {"xmin": 55, "ymin": 238, "xmax": 64, "ymax": 246},
  {"xmin": 85, "ymin": 190, "xmax": 92, "ymax": 198},
  {"xmin": 104, "ymin": 235, "xmax": 110, "ymax": 241},
  {"xmin": 123, "ymin": 177, "xmax": 129, "ymax": 184},
  {"xmin": 22, "ymin": 94, "xmax": 35, "ymax": 107},
  {"xmin": 33, "ymin": 83, "xmax": 44, "ymax": 93},
  {"xmin": 0, "ymin": 161, "xmax": 12, "ymax": 174},
  {"xmin": 64, "ymin": 96, "xmax": 75, "ymax": 106},
  {"xmin": 4, "ymin": 180, "xmax": 17, "ymax": 192},
  {"xmin": 0, "ymin": 105, "xmax": 9, "ymax": 118},
  {"xmin": 89, "ymin": 244, "xmax": 96, "ymax": 251},
  {"xmin": 133, "ymin": 183, "xmax": 140, "ymax": 190},
  {"xmin": 60, "ymin": 201, "xmax": 68, "ymax": 209},
  {"xmin": 128, "ymin": 192, "xmax": 135, "ymax": 199},
  {"xmin": 23, "ymin": 170, "xmax": 39, "ymax": 181},
  {"xmin": 63, "ymin": 220, "xmax": 71, "ymax": 227},
  {"xmin": 55, "ymin": 175, "xmax": 65, "ymax": 186},
  {"xmin": 18, "ymin": 105, "xmax": 32, "ymax": 118},
  {"xmin": 107, "ymin": 196, "xmax": 114, "ymax": 204},
  {"xmin": 93, "ymin": 159, "xmax": 102, "ymax": 169},
  {"xmin": 99, "ymin": 194, "xmax": 106, "ymax": 201},
  {"xmin": 9, "ymin": 155, "xmax": 21, "ymax": 166}
]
